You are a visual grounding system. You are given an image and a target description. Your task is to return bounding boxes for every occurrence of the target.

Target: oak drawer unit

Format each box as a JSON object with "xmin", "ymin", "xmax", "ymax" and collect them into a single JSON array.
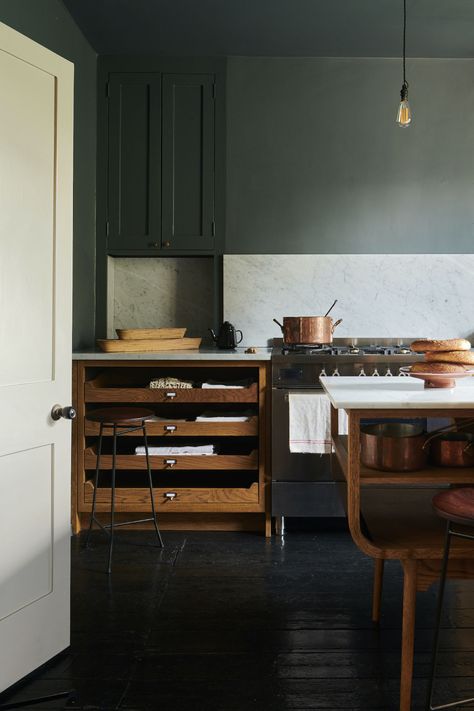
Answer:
[{"xmin": 72, "ymin": 360, "xmax": 270, "ymax": 535}]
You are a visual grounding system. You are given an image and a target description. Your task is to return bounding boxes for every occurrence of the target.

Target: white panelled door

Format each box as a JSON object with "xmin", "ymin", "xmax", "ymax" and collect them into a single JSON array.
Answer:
[{"xmin": 0, "ymin": 22, "xmax": 74, "ymax": 691}]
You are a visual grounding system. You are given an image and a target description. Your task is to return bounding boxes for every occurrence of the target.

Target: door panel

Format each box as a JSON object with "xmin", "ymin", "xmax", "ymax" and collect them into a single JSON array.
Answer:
[
  {"xmin": 0, "ymin": 51, "xmax": 55, "ymax": 386},
  {"xmin": 162, "ymin": 74, "xmax": 215, "ymax": 250},
  {"xmin": 107, "ymin": 74, "xmax": 161, "ymax": 251},
  {"xmin": 0, "ymin": 21, "xmax": 73, "ymax": 693},
  {"xmin": 0, "ymin": 446, "xmax": 53, "ymax": 621}
]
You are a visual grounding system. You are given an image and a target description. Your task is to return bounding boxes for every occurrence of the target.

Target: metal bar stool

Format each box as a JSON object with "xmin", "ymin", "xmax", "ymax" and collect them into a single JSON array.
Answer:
[
  {"xmin": 84, "ymin": 407, "xmax": 164, "ymax": 573},
  {"xmin": 426, "ymin": 487, "xmax": 474, "ymax": 710}
]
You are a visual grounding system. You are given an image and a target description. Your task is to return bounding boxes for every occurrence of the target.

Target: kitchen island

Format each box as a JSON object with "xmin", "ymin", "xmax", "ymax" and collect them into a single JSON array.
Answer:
[
  {"xmin": 320, "ymin": 375, "xmax": 474, "ymax": 711},
  {"xmin": 72, "ymin": 350, "xmax": 271, "ymax": 536}
]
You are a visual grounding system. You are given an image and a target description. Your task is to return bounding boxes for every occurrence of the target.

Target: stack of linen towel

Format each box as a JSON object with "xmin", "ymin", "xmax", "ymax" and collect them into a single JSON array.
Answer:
[{"xmin": 135, "ymin": 444, "xmax": 216, "ymax": 456}]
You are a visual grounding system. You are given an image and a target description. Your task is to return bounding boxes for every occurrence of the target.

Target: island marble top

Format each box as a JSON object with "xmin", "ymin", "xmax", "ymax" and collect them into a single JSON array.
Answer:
[{"xmin": 320, "ymin": 375, "xmax": 474, "ymax": 410}]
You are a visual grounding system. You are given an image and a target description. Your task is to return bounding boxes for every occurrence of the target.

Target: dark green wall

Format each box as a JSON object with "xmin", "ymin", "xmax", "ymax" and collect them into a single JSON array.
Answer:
[
  {"xmin": 0, "ymin": 0, "xmax": 97, "ymax": 348},
  {"xmin": 226, "ymin": 56, "xmax": 474, "ymax": 253}
]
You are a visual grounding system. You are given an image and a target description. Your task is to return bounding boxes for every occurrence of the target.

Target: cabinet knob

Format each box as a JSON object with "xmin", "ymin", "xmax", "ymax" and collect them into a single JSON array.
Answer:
[
  {"xmin": 164, "ymin": 425, "xmax": 177, "ymax": 432},
  {"xmin": 164, "ymin": 459, "xmax": 177, "ymax": 467},
  {"xmin": 164, "ymin": 491, "xmax": 177, "ymax": 500},
  {"xmin": 165, "ymin": 392, "xmax": 177, "ymax": 399},
  {"xmin": 148, "ymin": 242, "xmax": 159, "ymax": 248},
  {"xmin": 163, "ymin": 240, "xmax": 171, "ymax": 248}
]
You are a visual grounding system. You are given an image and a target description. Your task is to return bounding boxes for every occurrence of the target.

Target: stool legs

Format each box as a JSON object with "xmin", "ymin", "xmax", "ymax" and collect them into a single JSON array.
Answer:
[
  {"xmin": 426, "ymin": 522, "xmax": 474, "ymax": 710},
  {"xmin": 143, "ymin": 425, "xmax": 163, "ymax": 548},
  {"xmin": 84, "ymin": 422, "xmax": 103, "ymax": 549},
  {"xmin": 84, "ymin": 420, "xmax": 164, "ymax": 573},
  {"xmin": 106, "ymin": 424, "xmax": 117, "ymax": 575}
]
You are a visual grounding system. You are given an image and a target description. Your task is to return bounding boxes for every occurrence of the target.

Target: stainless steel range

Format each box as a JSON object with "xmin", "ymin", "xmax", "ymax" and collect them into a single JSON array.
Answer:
[{"xmin": 271, "ymin": 337, "xmax": 424, "ymax": 530}]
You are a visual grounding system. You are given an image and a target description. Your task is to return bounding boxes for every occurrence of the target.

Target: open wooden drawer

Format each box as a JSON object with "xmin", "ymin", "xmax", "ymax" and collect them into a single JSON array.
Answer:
[
  {"xmin": 83, "ymin": 480, "xmax": 260, "ymax": 510},
  {"xmin": 84, "ymin": 416, "xmax": 259, "ymax": 437},
  {"xmin": 84, "ymin": 446, "xmax": 258, "ymax": 470},
  {"xmin": 84, "ymin": 368, "xmax": 259, "ymax": 404}
]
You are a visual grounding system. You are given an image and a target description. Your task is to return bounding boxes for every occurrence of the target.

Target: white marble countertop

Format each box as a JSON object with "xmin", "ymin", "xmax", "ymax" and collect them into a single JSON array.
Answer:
[
  {"xmin": 320, "ymin": 375, "xmax": 474, "ymax": 410},
  {"xmin": 72, "ymin": 347, "xmax": 272, "ymax": 361}
]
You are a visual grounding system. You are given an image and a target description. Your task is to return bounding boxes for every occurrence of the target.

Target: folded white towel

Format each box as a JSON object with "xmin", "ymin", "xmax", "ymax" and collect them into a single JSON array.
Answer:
[
  {"xmin": 195, "ymin": 411, "xmax": 251, "ymax": 422},
  {"xmin": 201, "ymin": 382, "xmax": 245, "ymax": 389},
  {"xmin": 135, "ymin": 445, "xmax": 216, "ymax": 456},
  {"xmin": 289, "ymin": 392, "xmax": 348, "ymax": 454}
]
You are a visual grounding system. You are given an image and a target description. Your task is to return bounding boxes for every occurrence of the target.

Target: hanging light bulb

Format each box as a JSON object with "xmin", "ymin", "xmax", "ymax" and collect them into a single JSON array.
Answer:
[
  {"xmin": 396, "ymin": 0, "xmax": 412, "ymax": 127},
  {"xmin": 397, "ymin": 81, "xmax": 411, "ymax": 127}
]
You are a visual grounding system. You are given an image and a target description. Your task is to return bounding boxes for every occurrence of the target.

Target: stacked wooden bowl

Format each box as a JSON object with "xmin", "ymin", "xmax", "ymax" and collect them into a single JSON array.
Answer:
[{"xmin": 97, "ymin": 328, "xmax": 202, "ymax": 353}]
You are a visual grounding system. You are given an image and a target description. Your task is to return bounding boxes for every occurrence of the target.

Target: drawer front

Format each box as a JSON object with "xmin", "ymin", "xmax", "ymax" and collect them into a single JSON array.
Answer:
[
  {"xmin": 85, "ymin": 417, "xmax": 258, "ymax": 437},
  {"xmin": 84, "ymin": 448, "xmax": 258, "ymax": 470},
  {"xmin": 272, "ymin": 482, "xmax": 345, "ymax": 517},
  {"xmin": 84, "ymin": 383, "xmax": 258, "ymax": 403},
  {"xmin": 83, "ymin": 482, "xmax": 259, "ymax": 508}
]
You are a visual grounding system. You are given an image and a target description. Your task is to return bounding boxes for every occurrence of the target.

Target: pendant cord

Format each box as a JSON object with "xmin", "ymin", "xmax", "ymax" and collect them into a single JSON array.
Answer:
[{"xmin": 402, "ymin": 0, "xmax": 407, "ymax": 86}]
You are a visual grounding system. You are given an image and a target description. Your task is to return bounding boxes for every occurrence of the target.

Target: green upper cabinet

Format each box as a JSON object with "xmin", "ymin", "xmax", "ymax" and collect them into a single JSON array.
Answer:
[
  {"xmin": 162, "ymin": 74, "xmax": 215, "ymax": 251},
  {"xmin": 107, "ymin": 74, "xmax": 162, "ymax": 251},
  {"xmin": 105, "ymin": 68, "xmax": 219, "ymax": 254}
]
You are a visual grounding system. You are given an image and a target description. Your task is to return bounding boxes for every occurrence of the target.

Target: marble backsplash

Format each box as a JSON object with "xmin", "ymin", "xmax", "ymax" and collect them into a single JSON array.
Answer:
[
  {"xmin": 223, "ymin": 254, "xmax": 474, "ymax": 347},
  {"xmin": 108, "ymin": 257, "xmax": 214, "ymax": 340}
]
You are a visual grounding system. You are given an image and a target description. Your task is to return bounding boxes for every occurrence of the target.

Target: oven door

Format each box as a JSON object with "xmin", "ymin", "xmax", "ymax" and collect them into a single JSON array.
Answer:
[
  {"xmin": 272, "ymin": 388, "xmax": 332, "ymax": 482},
  {"xmin": 271, "ymin": 387, "xmax": 345, "ymax": 517}
]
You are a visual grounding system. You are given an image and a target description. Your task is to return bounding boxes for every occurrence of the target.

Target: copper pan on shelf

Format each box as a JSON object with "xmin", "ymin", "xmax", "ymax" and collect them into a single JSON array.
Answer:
[{"xmin": 360, "ymin": 422, "xmax": 428, "ymax": 472}]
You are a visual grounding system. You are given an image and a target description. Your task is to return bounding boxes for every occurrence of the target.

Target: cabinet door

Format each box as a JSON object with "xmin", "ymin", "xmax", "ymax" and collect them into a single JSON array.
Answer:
[
  {"xmin": 162, "ymin": 74, "xmax": 215, "ymax": 250},
  {"xmin": 107, "ymin": 74, "xmax": 161, "ymax": 251}
]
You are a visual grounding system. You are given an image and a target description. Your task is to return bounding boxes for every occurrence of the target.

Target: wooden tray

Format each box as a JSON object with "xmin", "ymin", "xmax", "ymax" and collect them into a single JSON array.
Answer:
[
  {"xmin": 85, "ymin": 416, "xmax": 259, "ymax": 437},
  {"xmin": 97, "ymin": 337, "xmax": 201, "ymax": 353},
  {"xmin": 84, "ymin": 447, "xmax": 258, "ymax": 470},
  {"xmin": 83, "ymin": 481, "xmax": 260, "ymax": 509},
  {"xmin": 116, "ymin": 328, "xmax": 186, "ymax": 340},
  {"xmin": 85, "ymin": 380, "xmax": 258, "ymax": 403}
]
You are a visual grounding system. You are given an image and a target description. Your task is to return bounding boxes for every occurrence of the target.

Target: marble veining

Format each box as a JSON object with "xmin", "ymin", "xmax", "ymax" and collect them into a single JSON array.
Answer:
[
  {"xmin": 110, "ymin": 257, "xmax": 214, "ymax": 341},
  {"xmin": 224, "ymin": 254, "xmax": 474, "ymax": 347}
]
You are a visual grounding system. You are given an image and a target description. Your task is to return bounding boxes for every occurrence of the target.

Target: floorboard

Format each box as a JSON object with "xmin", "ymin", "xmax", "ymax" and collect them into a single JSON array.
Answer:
[{"xmin": 1, "ymin": 528, "xmax": 473, "ymax": 710}]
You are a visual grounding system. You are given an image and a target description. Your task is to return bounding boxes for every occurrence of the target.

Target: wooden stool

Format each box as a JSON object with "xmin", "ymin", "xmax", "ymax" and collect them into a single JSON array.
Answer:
[
  {"xmin": 426, "ymin": 488, "xmax": 474, "ymax": 710},
  {"xmin": 84, "ymin": 407, "xmax": 164, "ymax": 573}
]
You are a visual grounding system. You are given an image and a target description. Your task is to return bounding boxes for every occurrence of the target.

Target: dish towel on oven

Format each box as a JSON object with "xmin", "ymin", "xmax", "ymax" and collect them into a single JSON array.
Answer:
[{"xmin": 289, "ymin": 392, "xmax": 348, "ymax": 454}]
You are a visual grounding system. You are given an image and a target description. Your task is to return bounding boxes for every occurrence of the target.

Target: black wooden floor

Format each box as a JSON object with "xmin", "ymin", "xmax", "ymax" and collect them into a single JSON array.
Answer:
[{"xmin": 2, "ymin": 525, "xmax": 474, "ymax": 710}]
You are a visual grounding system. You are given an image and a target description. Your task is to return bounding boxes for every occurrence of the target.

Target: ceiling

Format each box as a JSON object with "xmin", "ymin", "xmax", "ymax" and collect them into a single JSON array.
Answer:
[{"xmin": 63, "ymin": 0, "xmax": 474, "ymax": 58}]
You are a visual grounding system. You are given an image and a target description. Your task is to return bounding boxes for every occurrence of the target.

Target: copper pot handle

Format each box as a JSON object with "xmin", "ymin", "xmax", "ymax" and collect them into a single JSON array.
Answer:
[{"xmin": 331, "ymin": 318, "xmax": 343, "ymax": 333}]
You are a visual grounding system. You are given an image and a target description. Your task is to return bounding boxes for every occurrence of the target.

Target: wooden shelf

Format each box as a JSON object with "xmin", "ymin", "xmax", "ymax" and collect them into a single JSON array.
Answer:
[
  {"xmin": 333, "ymin": 435, "xmax": 474, "ymax": 486},
  {"xmin": 73, "ymin": 359, "xmax": 270, "ymax": 534},
  {"xmin": 83, "ymin": 481, "xmax": 260, "ymax": 511},
  {"xmin": 361, "ymin": 487, "xmax": 474, "ymax": 559},
  {"xmin": 84, "ymin": 446, "xmax": 258, "ymax": 471},
  {"xmin": 85, "ymin": 417, "xmax": 259, "ymax": 438}
]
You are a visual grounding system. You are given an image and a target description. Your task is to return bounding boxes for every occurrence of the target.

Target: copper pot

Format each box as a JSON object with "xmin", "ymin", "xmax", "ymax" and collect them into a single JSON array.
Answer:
[
  {"xmin": 428, "ymin": 432, "xmax": 474, "ymax": 467},
  {"xmin": 360, "ymin": 423, "xmax": 428, "ymax": 472},
  {"xmin": 273, "ymin": 316, "xmax": 343, "ymax": 345}
]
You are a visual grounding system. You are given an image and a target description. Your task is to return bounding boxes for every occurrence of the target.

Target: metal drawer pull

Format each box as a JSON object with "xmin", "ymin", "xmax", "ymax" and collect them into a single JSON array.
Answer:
[
  {"xmin": 164, "ymin": 458, "xmax": 177, "ymax": 467},
  {"xmin": 164, "ymin": 425, "xmax": 177, "ymax": 432},
  {"xmin": 165, "ymin": 392, "xmax": 177, "ymax": 399},
  {"xmin": 164, "ymin": 492, "xmax": 177, "ymax": 500}
]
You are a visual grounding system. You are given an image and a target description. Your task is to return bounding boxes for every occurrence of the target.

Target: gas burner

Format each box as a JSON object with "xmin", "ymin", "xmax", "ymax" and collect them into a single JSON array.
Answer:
[
  {"xmin": 348, "ymin": 346, "xmax": 361, "ymax": 354},
  {"xmin": 397, "ymin": 347, "xmax": 412, "ymax": 355},
  {"xmin": 282, "ymin": 343, "xmax": 333, "ymax": 355}
]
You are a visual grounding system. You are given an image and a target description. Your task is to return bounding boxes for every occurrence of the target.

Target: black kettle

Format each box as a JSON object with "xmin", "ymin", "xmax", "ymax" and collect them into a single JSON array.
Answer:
[{"xmin": 209, "ymin": 322, "xmax": 243, "ymax": 350}]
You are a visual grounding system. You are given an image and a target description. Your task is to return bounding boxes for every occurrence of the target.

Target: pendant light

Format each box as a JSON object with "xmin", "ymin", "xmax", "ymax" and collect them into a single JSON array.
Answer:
[{"xmin": 396, "ymin": 0, "xmax": 412, "ymax": 127}]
